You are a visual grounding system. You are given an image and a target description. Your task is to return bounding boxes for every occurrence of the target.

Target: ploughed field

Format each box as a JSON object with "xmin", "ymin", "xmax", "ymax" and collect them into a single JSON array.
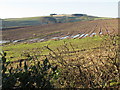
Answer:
[
  {"xmin": 2, "ymin": 19, "xmax": 118, "ymax": 41},
  {"xmin": 2, "ymin": 18, "xmax": 120, "ymax": 88},
  {"xmin": 2, "ymin": 18, "xmax": 118, "ymax": 61}
]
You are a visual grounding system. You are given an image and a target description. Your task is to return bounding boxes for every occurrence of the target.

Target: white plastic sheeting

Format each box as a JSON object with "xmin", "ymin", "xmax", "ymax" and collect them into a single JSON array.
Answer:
[
  {"xmin": 79, "ymin": 34, "xmax": 85, "ymax": 37},
  {"xmin": 60, "ymin": 36, "xmax": 69, "ymax": 39},
  {"xmin": 0, "ymin": 40, "xmax": 10, "ymax": 44},
  {"xmin": 90, "ymin": 33, "xmax": 96, "ymax": 37},
  {"xmin": 51, "ymin": 37, "xmax": 59, "ymax": 39},
  {"xmin": 84, "ymin": 34, "xmax": 89, "ymax": 37},
  {"xmin": 71, "ymin": 34, "xmax": 80, "ymax": 38}
]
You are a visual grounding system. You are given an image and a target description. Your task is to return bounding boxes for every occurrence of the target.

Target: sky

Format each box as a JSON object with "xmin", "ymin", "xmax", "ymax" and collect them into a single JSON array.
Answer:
[{"xmin": 0, "ymin": 0, "xmax": 119, "ymax": 19}]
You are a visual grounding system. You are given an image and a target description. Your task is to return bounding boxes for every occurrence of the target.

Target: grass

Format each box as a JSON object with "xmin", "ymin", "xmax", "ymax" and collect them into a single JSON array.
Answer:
[
  {"xmin": 3, "ymin": 16, "xmax": 56, "ymax": 28},
  {"xmin": 93, "ymin": 17, "xmax": 112, "ymax": 20},
  {"xmin": 3, "ymin": 36, "xmax": 103, "ymax": 61},
  {"xmin": 2, "ymin": 34, "xmax": 120, "ymax": 88},
  {"xmin": 2, "ymin": 14, "xmax": 111, "ymax": 29},
  {"xmin": 3, "ymin": 16, "xmax": 50, "ymax": 21}
]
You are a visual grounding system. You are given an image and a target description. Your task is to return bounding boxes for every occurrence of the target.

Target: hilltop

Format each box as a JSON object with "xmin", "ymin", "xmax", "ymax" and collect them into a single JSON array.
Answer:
[{"xmin": 2, "ymin": 14, "xmax": 109, "ymax": 29}]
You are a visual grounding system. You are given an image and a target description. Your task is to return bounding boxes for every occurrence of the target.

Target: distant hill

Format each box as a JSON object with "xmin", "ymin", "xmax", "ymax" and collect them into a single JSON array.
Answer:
[{"xmin": 2, "ymin": 14, "xmax": 110, "ymax": 29}]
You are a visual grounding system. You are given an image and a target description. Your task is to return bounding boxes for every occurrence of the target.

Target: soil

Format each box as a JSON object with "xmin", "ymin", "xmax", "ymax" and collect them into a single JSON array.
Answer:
[{"xmin": 2, "ymin": 19, "xmax": 118, "ymax": 40}]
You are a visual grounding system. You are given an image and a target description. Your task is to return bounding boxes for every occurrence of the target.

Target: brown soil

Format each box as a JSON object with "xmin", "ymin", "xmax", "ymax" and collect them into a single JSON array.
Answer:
[{"xmin": 2, "ymin": 19, "xmax": 118, "ymax": 40}]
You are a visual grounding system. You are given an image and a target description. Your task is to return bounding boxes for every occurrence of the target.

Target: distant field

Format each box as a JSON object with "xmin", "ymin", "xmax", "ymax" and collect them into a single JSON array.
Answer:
[
  {"xmin": 2, "ymin": 19, "xmax": 118, "ymax": 40},
  {"xmin": 2, "ymin": 14, "xmax": 109, "ymax": 29}
]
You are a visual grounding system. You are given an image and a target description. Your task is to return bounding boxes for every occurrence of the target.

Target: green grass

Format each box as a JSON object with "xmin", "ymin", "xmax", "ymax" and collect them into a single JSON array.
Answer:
[
  {"xmin": 4, "ymin": 16, "xmax": 50, "ymax": 21},
  {"xmin": 3, "ymin": 36, "xmax": 103, "ymax": 61},
  {"xmin": 3, "ymin": 16, "xmax": 56, "ymax": 28},
  {"xmin": 93, "ymin": 17, "xmax": 112, "ymax": 20},
  {"xmin": 3, "ymin": 15, "xmax": 111, "ymax": 28}
]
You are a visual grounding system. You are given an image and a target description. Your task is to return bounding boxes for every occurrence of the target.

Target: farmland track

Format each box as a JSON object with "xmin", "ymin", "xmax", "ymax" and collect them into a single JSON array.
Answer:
[{"xmin": 2, "ymin": 19, "xmax": 118, "ymax": 40}]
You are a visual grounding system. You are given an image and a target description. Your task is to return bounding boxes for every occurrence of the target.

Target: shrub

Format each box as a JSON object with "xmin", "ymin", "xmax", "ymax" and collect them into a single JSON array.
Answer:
[{"xmin": 1, "ymin": 51, "xmax": 58, "ymax": 89}]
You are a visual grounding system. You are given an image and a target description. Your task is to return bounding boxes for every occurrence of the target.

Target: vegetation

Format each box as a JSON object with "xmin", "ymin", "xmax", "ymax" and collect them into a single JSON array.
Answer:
[
  {"xmin": 3, "ymin": 36, "xmax": 103, "ymax": 61},
  {"xmin": 2, "ymin": 14, "xmax": 109, "ymax": 29},
  {"xmin": 1, "ymin": 15, "xmax": 119, "ymax": 89},
  {"xmin": 1, "ymin": 51, "xmax": 58, "ymax": 89},
  {"xmin": 1, "ymin": 35, "xmax": 120, "ymax": 89},
  {"xmin": 2, "ymin": 16, "xmax": 57, "ymax": 29}
]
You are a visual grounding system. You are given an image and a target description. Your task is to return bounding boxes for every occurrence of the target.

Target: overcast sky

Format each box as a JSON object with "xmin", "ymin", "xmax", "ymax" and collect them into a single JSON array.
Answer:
[{"xmin": 0, "ymin": 0, "xmax": 119, "ymax": 19}]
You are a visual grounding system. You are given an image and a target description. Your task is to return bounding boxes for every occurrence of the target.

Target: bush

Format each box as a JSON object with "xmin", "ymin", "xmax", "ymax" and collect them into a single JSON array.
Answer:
[
  {"xmin": 45, "ymin": 35, "xmax": 120, "ymax": 88},
  {"xmin": 1, "ymin": 51, "xmax": 58, "ymax": 89}
]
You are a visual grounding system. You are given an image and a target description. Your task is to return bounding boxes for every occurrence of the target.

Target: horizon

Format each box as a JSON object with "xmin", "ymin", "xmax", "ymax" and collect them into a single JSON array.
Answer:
[
  {"xmin": 0, "ymin": 0, "xmax": 119, "ymax": 19},
  {"xmin": 1, "ymin": 13, "xmax": 114, "ymax": 20}
]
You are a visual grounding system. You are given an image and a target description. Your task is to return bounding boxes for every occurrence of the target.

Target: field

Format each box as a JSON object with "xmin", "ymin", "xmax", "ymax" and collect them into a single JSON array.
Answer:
[
  {"xmin": 3, "ymin": 36, "xmax": 103, "ymax": 61},
  {"xmin": 1, "ymin": 18, "xmax": 120, "ymax": 89},
  {"xmin": 2, "ymin": 14, "xmax": 109, "ymax": 29},
  {"xmin": 2, "ymin": 19, "xmax": 117, "ymax": 41}
]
